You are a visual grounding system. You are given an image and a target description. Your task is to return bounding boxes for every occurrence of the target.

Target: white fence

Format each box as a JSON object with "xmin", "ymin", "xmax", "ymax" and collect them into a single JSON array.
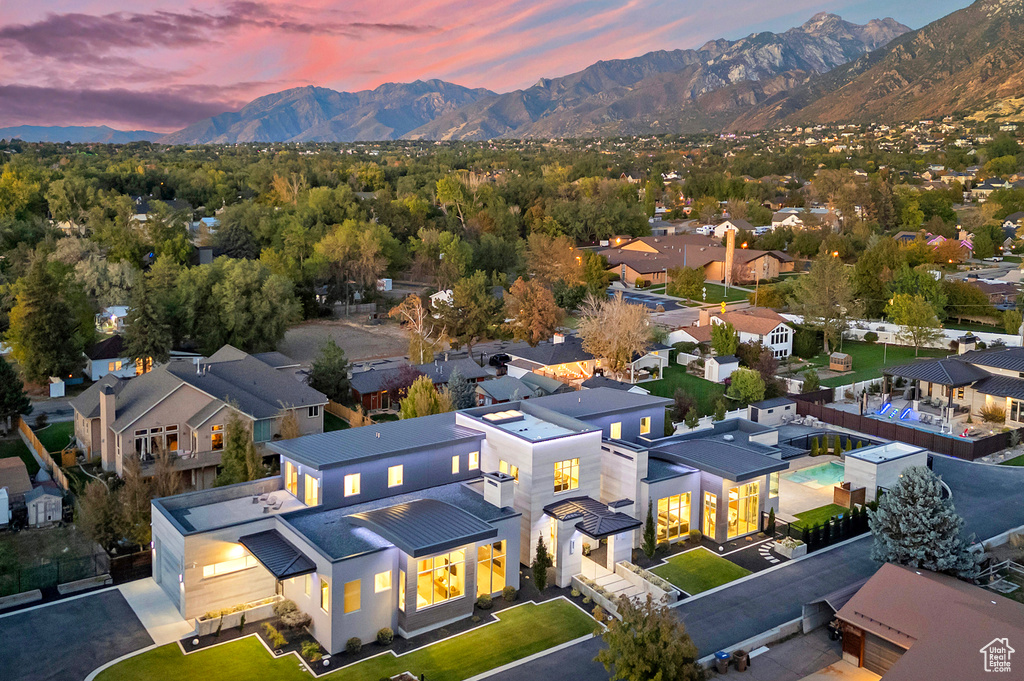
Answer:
[
  {"xmin": 675, "ymin": 352, "xmax": 702, "ymax": 366},
  {"xmin": 829, "ymin": 378, "xmax": 885, "ymax": 402},
  {"xmin": 781, "ymin": 314, "xmax": 1022, "ymax": 349},
  {"xmin": 673, "ymin": 407, "xmax": 747, "ymax": 434}
]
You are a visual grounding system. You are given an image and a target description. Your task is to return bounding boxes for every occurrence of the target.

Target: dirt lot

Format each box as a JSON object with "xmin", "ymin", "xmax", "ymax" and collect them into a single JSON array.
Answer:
[{"xmin": 279, "ymin": 318, "xmax": 409, "ymax": 364}]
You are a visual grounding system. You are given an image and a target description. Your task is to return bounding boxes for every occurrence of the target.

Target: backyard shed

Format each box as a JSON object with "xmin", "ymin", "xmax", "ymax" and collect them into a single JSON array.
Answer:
[
  {"xmin": 705, "ymin": 355, "xmax": 739, "ymax": 384},
  {"xmin": 747, "ymin": 397, "xmax": 796, "ymax": 426},
  {"xmin": 843, "ymin": 442, "xmax": 928, "ymax": 501},
  {"xmin": 25, "ymin": 485, "xmax": 63, "ymax": 527},
  {"xmin": 829, "ymin": 352, "xmax": 852, "ymax": 372}
]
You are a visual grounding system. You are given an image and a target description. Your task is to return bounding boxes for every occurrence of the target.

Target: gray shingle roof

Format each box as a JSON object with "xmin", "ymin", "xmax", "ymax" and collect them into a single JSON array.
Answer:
[
  {"xmin": 505, "ymin": 336, "xmax": 594, "ymax": 366},
  {"xmin": 266, "ymin": 413, "xmax": 484, "ymax": 470},
  {"xmin": 519, "ymin": 372, "xmax": 573, "ymax": 396},
  {"xmin": 651, "ymin": 439, "xmax": 788, "ymax": 482},
  {"xmin": 581, "ymin": 375, "xmax": 645, "ymax": 392},
  {"xmin": 883, "ymin": 357, "xmax": 990, "ymax": 387},
  {"xmin": 959, "ymin": 347, "xmax": 1024, "ymax": 373},
  {"xmin": 238, "ymin": 529, "xmax": 316, "ymax": 579},
  {"xmin": 750, "ymin": 397, "xmax": 795, "ymax": 409},
  {"xmin": 970, "ymin": 375, "xmax": 1024, "ymax": 401},
  {"xmin": 528, "ymin": 387, "xmax": 671, "ymax": 420},
  {"xmin": 476, "ymin": 375, "xmax": 532, "ymax": 402},
  {"xmin": 347, "ymin": 498, "xmax": 497, "ymax": 558},
  {"xmin": 350, "ymin": 358, "xmax": 490, "ymax": 396},
  {"xmin": 542, "ymin": 496, "xmax": 641, "ymax": 539}
]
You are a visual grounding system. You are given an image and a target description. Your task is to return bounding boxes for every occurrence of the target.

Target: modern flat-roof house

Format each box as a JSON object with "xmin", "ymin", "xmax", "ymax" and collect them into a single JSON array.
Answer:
[
  {"xmin": 350, "ymin": 358, "xmax": 491, "ymax": 411},
  {"xmin": 70, "ymin": 346, "xmax": 326, "ymax": 486},
  {"xmin": 836, "ymin": 563, "xmax": 1024, "ymax": 679},
  {"xmin": 152, "ymin": 389, "xmax": 790, "ymax": 655}
]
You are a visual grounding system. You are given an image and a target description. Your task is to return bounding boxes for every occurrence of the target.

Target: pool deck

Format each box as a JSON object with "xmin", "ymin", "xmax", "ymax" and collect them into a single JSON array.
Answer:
[{"xmin": 779, "ymin": 456, "xmax": 843, "ymax": 518}]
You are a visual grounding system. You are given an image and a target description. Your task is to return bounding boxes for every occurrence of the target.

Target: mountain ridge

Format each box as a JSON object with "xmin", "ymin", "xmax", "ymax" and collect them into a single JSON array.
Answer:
[{"xmin": 0, "ymin": 125, "xmax": 160, "ymax": 143}]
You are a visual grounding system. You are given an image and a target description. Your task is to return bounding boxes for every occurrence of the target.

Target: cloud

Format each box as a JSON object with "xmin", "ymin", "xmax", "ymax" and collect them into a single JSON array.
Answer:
[
  {"xmin": 0, "ymin": 2, "xmax": 436, "ymax": 61},
  {"xmin": 0, "ymin": 84, "xmax": 245, "ymax": 130}
]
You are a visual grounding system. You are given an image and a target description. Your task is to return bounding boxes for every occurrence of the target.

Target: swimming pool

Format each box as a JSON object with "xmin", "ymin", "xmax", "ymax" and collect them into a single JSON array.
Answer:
[{"xmin": 781, "ymin": 461, "xmax": 844, "ymax": 489}]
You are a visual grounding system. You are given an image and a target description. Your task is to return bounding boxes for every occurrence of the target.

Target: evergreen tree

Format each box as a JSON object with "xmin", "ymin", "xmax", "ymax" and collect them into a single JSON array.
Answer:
[
  {"xmin": 596, "ymin": 594, "xmax": 703, "ymax": 681},
  {"xmin": 532, "ymin": 533, "xmax": 552, "ymax": 591},
  {"xmin": 802, "ymin": 368, "xmax": 820, "ymax": 393},
  {"xmin": 712, "ymin": 399, "xmax": 727, "ymax": 422},
  {"xmin": 683, "ymin": 407, "xmax": 700, "ymax": 431},
  {"xmin": 307, "ymin": 339, "xmax": 351, "ymax": 404},
  {"xmin": 0, "ymin": 355, "xmax": 32, "ymax": 432},
  {"xmin": 124, "ymin": 275, "xmax": 173, "ymax": 367},
  {"xmin": 642, "ymin": 500, "xmax": 657, "ymax": 559},
  {"xmin": 766, "ymin": 507, "xmax": 776, "ymax": 536},
  {"xmin": 118, "ymin": 455, "xmax": 152, "ymax": 549},
  {"xmin": 7, "ymin": 256, "xmax": 85, "ymax": 383},
  {"xmin": 446, "ymin": 368, "xmax": 476, "ymax": 410},
  {"xmin": 215, "ymin": 410, "xmax": 266, "ymax": 487},
  {"xmin": 810, "ymin": 437, "xmax": 819, "ymax": 456},
  {"xmin": 868, "ymin": 466, "xmax": 977, "ymax": 577}
]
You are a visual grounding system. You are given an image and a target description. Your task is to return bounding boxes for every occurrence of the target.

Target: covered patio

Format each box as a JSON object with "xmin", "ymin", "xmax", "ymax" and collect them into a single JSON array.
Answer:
[{"xmin": 878, "ymin": 359, "xmax": 989, "ymax": 436}]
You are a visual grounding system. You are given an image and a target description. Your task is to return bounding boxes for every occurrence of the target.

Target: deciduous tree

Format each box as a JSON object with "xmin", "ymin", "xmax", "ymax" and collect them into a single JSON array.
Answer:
[
  {"xmin": 435, "ymin": 271, "xmax": 502, "ymax": 355},
  {"xmin": 307, "ymin": 339, "xmax": 351, "ymax": 404},
  {"xmin": 504, "ymin": 277, "xmax": 563, "ymax": 347},
  {"xmin": 667, "ymin": 266, "xmax": 705, "ymax": 303},
  {"xmin": 0, "ymin": 355, "xmax": 31, "ymax": 433},
  {"xmin": 885, "ymin": 294, "xmax": 943, "ymax": 356},
  {"xmin": 399, "ymin": 375, "xmax": 453, "ymax": 419},
  {"xmin": 727, "ymin": 367, "xmax": 765, "ymax": 403},
  {"xmin": 796, "ymin": 247, "xmax": 858, "ymax": 353},
  {"xmin": 577, "ymin": 292, "xmax": 651, "ymax": 379},
  {"xmin": 596, "ymin": 593, "xmax": 702, "ymax": 681},
  {"xmin": 710, "ymin": 321, "xmax": 739, "ymax": 356},
  {"xmin": 389, "ymin": 294, "xmax": 443, "ymax": 364}
]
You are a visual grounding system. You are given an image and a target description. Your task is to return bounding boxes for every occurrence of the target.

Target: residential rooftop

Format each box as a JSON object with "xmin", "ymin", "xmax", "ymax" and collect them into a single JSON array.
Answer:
[
  {"xmin": 459, "ymin": 402, "xmax": 598, "ymax": 443},
  {"xmin": 526, "ymin": 387, "xmax": 672, "ymax": 420},
  {"xmin": 846, "ymin": 441, "xmax": 926, "ymax": 464}
]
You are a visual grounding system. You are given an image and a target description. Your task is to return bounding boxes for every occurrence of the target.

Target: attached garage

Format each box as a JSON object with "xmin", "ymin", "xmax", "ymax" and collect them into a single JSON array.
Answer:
[{"xmin": 862, "ymin": 633, "xmax": 906, "ymax": 676}]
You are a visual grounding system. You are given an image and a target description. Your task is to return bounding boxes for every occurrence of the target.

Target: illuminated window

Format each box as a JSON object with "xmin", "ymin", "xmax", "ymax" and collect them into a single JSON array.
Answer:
[
  {"xmin": 320, "ymin": 578, "xmax": 330, "ymax": 613},
  {"xmin": 468, "ymin": 451, "xmax": 479, "ymax": 470},
  {"xmin": 656, "ymin": 493, "xmax": 691, "ymax": 542},
  {"xmin": 451, "ymin": 455, "xmax": 460, "ymax": 475},
  {"xmin": 416, "ymin": 550, "xmax": 465, "ymax": 609},
  {"xmin": 344, "ymin": 579, "xmax": 360, "ymax": 613},
  {"xmin": 498, "ymin": 459, "xmax": 519, "ymax": 482},
  {"xmin": 640, "ymin": 417, "xmax": 651, "ymax": 435},
  {"xmin": 610, "ymin": 422, "xmax": 622, "ymax": 439},
  {"xmin": 135, "ymin": 356, "xmax": 152, "ymax": 375},
  {"xmin": 769, "ymin": 472, "xmax": 780, "ymax": 499},
  {"xmin": 553, "ymin": 458, "xmax": 579, "ymax": 493},
  {"xmin": 211, "ymin": 424, "xmax": 224, "ymax": 451},
  {"xmin": 202, "ymin": 551, "xmax": 259, "ymax": 579},
  {"xmin": 344, "ymin": 473, "xmax": 361, "ymax": 497},
  {"xmin": 727, "ymin": 482, "xmax": 760, "ymax": 539},
  {"xmin": 304, "ymin": 573, "xmax": 311, "ymax": 596},
  {"xmin": 375, "ymin": 571, "xmax": 392, "ymax": 593},
  {"xmin": 398, "ymin": 569, "xmax": 406, "ymax": 612},
  {"xmin": 285, "ymin": 461, "xmax": 298, "ymax": 496},
  {"xmin": 107, "ymin": 361, "xmax": 123, "ymax": 372},
  {"xmin": 388, "ymin": 465, "xmax": 403, "ymax": 488},
  {"xmin": 476, "ymin": 541, "xmax": 506, "ymax": 596},
  {"xmin": 304, "ymin": 474, "xmax": 320, "ymax": 506}
]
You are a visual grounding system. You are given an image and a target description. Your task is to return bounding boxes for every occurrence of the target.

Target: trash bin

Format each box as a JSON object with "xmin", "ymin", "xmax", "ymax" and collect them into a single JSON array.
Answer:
[
  {"xmin": 714, "ymin": 651, "xmax": 730, "ymax": 674},
  {"xmin": 732, "ymin": 649, "xmax": 749, "ymax": 672}
]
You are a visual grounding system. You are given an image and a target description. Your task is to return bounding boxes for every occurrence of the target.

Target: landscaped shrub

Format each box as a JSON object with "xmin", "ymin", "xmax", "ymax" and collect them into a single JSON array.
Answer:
[
  {"xmin": 810, "ymin": 438, "xmax": 819, "ymax": 456},
  {"xmin": 273, "ymin": 599, "xmax": 297, "ymax": 617},
  {"xmin": 262, "ymin": 623, "xmax": 287, "ymax": 648},
  {"xmin": 502, "ymin": 586, "xmax": 517, "ymax": 602},
  {"xmin": 476, "ymin": 595, "xmax": 493, "ymax": 610},
  {"xmin": 766, "ymin": 507, "xmax": 776, "ymax": 536},
  {"xmin": 981, "ymin": 404, "xmax": 1007, "ymax": 424},
  {"xmin": 301, "ymin": 640, "xmax": 322, "ymax": 662},
  {"xmin": 346, "ymin": 637, "xmax": 362, "ymax": 654},
  {"xmin": 239, "ymin": 613, "xmax": 246, "ymax": 632},
  {"xmin": 635, "ymin": 278, "xmax": 648, "ymax": 289},
  {"xmin": 863, "ymin": 331, "xmax": 878, "ymax": 344},
  {"xmin": 688, "ymin": 529, "xmax": 701, "ymax": 542},
  {"xmin": 281, "ymin": 609, "xmax": 312, "ymax": 630},
  {"xmin": 571, "ymin": 588, "xmax": 581, "ymax": 597},
  {"xmin": 376, "ymin": 628, "xmax": 394, "ymax": 646}
]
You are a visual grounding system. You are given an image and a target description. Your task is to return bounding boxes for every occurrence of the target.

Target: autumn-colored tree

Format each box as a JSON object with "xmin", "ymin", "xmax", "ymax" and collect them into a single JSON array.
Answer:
[
  {"xmin": 389, "ymin": 294, "xmax": 444, "ymax": 364},
  {"xmin": 399, "ymin": 375, "xmax": 454, "ymax": 419},
  {"xmin": 577, "ymin": 292, "xmax": 651, "ymax": 379},
  {"xmin": 504, "ymin": 278, "xmax": 563, "ymax": 346},
  {"xmin": 886, "ymin": 294, "xmax": 943, "ymax": 356},
  {"xmin": 118, "ymin": 455, "xmax": 152, "ymax": 549},
  {"xmin": 526, "ymin": 233, "xmax": 583, "ymax": 285},
  {"xmin": 151, "ymin": 445, "xmax": 183, "ymax": 500}
]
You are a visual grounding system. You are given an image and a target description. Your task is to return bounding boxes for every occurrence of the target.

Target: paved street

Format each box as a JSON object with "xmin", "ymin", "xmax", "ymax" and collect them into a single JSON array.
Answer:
[{"xmin": 0, "ymin": 590, "xmax": 152, "ymax": 681}]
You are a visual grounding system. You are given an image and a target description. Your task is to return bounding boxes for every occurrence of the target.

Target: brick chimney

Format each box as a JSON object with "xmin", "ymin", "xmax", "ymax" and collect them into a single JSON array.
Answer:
[
  {"xmin": 699, "ymin": 309, "xmax": 710, "ymax": 326},
  {"xmin": 483, "ymin": 471, "xmax": 515, "ymax": 509},
  {"xmin": 552, "ymin": 333, "xmax": 565, "ymax": 344},
  {"xmin": 99, "ymin": 385, "xmax": 116, "ymax": 473}
]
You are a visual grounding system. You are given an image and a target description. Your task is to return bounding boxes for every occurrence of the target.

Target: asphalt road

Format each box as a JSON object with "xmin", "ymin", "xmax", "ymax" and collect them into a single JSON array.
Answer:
[{"xmin": 0, "ymin": 589, "xmax": 152, "ymax": 681}]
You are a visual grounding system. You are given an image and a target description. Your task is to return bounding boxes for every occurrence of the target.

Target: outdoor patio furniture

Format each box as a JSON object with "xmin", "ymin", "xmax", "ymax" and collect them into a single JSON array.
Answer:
[
  {"xmin": 258, "ymin": 493, "xmax": 269, "ymax": 504},
  {"xmin": 273, "ymin": 499, "xmax": 283, "ymax": 511}
]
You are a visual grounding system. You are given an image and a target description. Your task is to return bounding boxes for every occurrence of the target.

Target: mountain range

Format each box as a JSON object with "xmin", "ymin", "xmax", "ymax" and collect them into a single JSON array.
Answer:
[{"xmin": 0, "ymin": 125, "xmax": 160, "ymax": 143}]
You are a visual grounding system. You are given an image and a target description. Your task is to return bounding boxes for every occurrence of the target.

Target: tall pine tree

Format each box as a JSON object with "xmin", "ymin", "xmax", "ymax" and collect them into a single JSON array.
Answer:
[
  {"xmin": 445, "ymin": 368, "xmax": 476, "ymax": 410},
  {"xmin": 124, "ymin": 275, "xmax": 173, "ymax": 367},
  {"xmin": 307, "ymin": 339, "xmax": 351, "ymax": 404},
  {"xmin": 0, "ymin": 355, "xmax": 32, "ymax": 432}
]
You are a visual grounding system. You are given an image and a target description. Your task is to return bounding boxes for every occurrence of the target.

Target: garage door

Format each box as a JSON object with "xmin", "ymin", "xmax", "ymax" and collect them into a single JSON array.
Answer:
[{"xmin": 863, "ymin": 633, "xmax": 905, "ymax": 676}]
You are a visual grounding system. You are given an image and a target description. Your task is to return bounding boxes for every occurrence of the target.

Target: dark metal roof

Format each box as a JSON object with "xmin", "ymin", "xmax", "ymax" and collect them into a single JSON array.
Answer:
[
  {"xmin": 543, "ymin": 496, "xmax": 641, "ymax": 540},
  {"xmin": 970, "ymin": 375, "xmax": 1024, "ymax": 401},
  {"xmin": 528, "ymin": 388, "xmax": 672, "ymax": 419},
  {"xmin": 267, "ymin": 412, "xmax": 484, "ymax": 470},
  {"xmin": 644, "ymin": 457, "xmax": 699, "ymax": 483},
  {"xmin": 85, "ymin": 334, "xmax": 127, "ymax": 361},
  {"xmin": 238, "ymin": 530, "xmax": 316, "ymax": 579},
  {"xmin": 711, "ymin": 355, "xmax": 739, "ymax": 364},
  {"xmin": 347, "ymin": 499, "xmax": 497, "ymax": 558},
  {"xmin": 350, "ymin": 358, "xmax": 490, "ymax": 395},
  {"xmin": 959, "ymin": 347, "xmax": 1024, "ymax": 373},
  {"xmin": 651, "ymin": 439, "xmax": 789, "ymax": 482},
  {"xmin": 883, "ymin": 358, "xmax": 989, "ymax": 387}
]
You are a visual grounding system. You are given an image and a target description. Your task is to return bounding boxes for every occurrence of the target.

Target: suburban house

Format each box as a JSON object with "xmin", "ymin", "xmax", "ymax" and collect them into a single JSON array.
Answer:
[
  {"xmin": 599, "ymin": 235, "xmax": 791, "ymax": 287},
  {"xmin": 70, "ymin": 346, "xmax": 327, "ymax": 487},
  {"xmin": 970, "ymin": 177, "xmax": 1011, "ymax": 202},
  {"xmin": 505, "ymin": 334, "xmax": 669, "ymax": 385},
  {"xmin": 151, "ymin": 389, "xmax": 790, "ymax": 656},
  {"xmin": 836, "ymin": 563, "xmax": 1024, "ymax": 679},
  {"xmin": 884, "ymin": 344, "xmax": 1024, "ymax": 429},
  {"xmin": 83, "ymin": 335, "xmax": 142, "ymax": 382},
  {"xmin": 130, "ymin": 195, "xmax": 193, "ymax": 223},
  {"xmin": 96, "ymin": 306, "xmax": 130, "ymax": 334},
  {"xmin": 770, "ymin": 207, "xmax": 840, "ymax": 231},
  {"xmin": 475, "ymin": 375, "xmax": 535, "ymax": 406},
  {"xmin": 965, "ymin": 277, "xmax": 1018, "ymax": 309},
  {"xmin": 669, "ymin": 307, "xmax": 795, "ymax": 359},
  {"xmin": 349, "ymin": 358, "xmax": 491, "ymax": 411},
  {"xmin": 714, "ymin": 218, "xmax": 754, "ymax": 239}
]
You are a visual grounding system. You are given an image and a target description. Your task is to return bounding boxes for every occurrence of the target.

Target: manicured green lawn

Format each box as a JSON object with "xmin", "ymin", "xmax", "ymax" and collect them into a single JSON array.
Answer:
[
  {"xmin": 34, "ymin": 421, "xmax": 75, "ymax": 452},
  {"xmin": 943, "ymin": 321, "xmax": 1004, "ymax": 334},
  {"xmin": 806, "ymin": 341, "xmax": 947, "ymax": 388},
  {"xmin": 323, "ymin": 412, "xmax": 350, "ymax": 432},
  {"xmin": 1001, "ymin": 453, "xmax": 1024, "ymax": 466},
  {"xmin": 0, "ymin": 438, "xmax": 40, "ymax": 476},
  {"xmin": 643, "ymin": 366, "xmax": 731, "ymax": 417},
  {"xmin": 96, "ymin": 600, "xmax": 595, "ymax": 681},
  {"xmin": 791, "ymin": 504, "xmax": 851, "ymax": 530},
  {"xmin": 373, "ymin": 413, "xmax": 400, "ymax": 423},
  {"xmin": 650, "ymin": 548, "xmax": 751, "ymax": 595},
  {"xmin": 695, "ymin": 282, "xmax": 750, "ymax": 304}
]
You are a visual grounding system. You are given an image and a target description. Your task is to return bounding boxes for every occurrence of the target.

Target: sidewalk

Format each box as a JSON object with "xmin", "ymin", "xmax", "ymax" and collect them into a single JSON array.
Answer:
[{"xmin": 118, "ymin": 578, "xmax": 194, "ymax": 645}]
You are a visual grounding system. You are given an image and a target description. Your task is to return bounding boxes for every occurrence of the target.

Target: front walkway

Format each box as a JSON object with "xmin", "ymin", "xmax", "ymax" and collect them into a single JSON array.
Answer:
[{"xmin": 118, "ymin": 578, "xmax": 194, "ymax": 645}]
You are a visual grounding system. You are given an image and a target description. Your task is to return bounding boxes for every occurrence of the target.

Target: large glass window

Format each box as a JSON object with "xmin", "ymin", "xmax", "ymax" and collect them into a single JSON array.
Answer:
[
  {"xmin": 285, "ymin": 461, "xmax": 298, "ymax": 496},
  {"xmin": 451, "ymin": 455, "xmax": 460, "ymax": 475},
  {"xmin": 344, "ymin": 473, "xmax": 360, "ymax": 497},
  {"xmin": 253, "ymin": 419, "xmax": 272, "ymax": 443},
  {"xmin": 344, "ymin": 579, "xmax": 360, "ymax": 613},
  {"xmin": 202, "ymin": 553, "xmax": 259, "ymax": 579},
  {"xmin": 728, "ymin": 482, "xmax": 760, "ymax": 539},
  {"xmin": 657, "ymin": 493, "xmax": 691, "ymax": 542},
  {"xmin": 610, "ymin": 422, "xmax": 622, "ymax": 439},
  {"xmin": 398, "ymin": 569, "xmax": 406, "ymax": 612},
  {"xmin": 375, "ymin": 571, "xmax": 392, "ymax": 593},
  {"xmin": 1010, "ymin": 399, "xmax": 1024, "ymax": 423},
  {"xmin": 211, "ymin": 424, "xmax": 224, "ymax": 451},
  {"xmin": 498, "ymin": 459, "xmax": 519, "ymax": 482},
  {"xmin": 476, "ymin": 541, "xmax": 507, "ymax": 596},
  {"xmin": 553, "ymin": 458, "xmax": 579, "ymax": 493},
  {"xmin": 640, "ymin": 417, "xmax": 651, "ymax": 435},
  {"xmin": 769, "ymin": 472, "xmax": 780, "ymax": 499},
  {"xmin": 388, "ymin": 465, "xmax": 404, "ymax": 488},
  {"xmin": 703, "ymin": 492, "xmax": 717, "ymax": 538},
  {"xmin": 165, "ymin": 425, "xmax": 179, "ymax": 452},
  {"xmin": 468, "ymin": 451, "xmax": 479, "ymax": 470},
  {"xmin": 416, "ymin": 550, "xmax": 465, "ymax": 609},
  {"xmin": 304, "ymin": 474, "xmax": 320, "ymax": 506},
  {"xmin": 320, "ymin": 578, "xmax": 330, "ymax": 613}
]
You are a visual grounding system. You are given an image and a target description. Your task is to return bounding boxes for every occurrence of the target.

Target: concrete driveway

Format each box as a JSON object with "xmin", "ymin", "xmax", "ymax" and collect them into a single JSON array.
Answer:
[{"xmin": 0, "ymin": 589, "xmax": 152, "ymax": 681}]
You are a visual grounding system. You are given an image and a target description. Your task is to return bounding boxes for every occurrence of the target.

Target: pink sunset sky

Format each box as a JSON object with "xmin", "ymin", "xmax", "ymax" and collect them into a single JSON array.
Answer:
[{"xmin": 0, "ymin": 0, "xmax": 970, "ymax": 132}]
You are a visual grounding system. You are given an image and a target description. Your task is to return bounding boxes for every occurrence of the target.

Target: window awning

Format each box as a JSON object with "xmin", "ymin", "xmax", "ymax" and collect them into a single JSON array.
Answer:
[
  {"xmin": 543, "ymin": 496, "xmax": 641, "ymax": 540},
  {"xmin": 238, "ymin": 530, "xmax": 317, "ymax": 580}
]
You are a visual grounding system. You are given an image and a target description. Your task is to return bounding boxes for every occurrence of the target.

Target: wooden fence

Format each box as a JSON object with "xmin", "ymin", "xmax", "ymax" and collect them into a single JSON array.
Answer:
[
  {"xmin": 794, "ymin": 400, "xmax": 1015, "ymax": 461},
  {"xmin": 17, "ymin": 417, "xmax": 71, "ymax": 492},
  {"xmin": 325, "ymin": 400, "xmax": 374, "ymax": 427}
]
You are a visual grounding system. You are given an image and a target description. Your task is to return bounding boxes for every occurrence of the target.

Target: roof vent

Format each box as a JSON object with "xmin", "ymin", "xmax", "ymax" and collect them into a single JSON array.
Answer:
[
  {"xmin": 375, "ymin": 432, "xmax": 380, "ymax": 439},
  {"xmin": 723, "ymin": 434, "xmax": 734, "ymax": 442}
]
